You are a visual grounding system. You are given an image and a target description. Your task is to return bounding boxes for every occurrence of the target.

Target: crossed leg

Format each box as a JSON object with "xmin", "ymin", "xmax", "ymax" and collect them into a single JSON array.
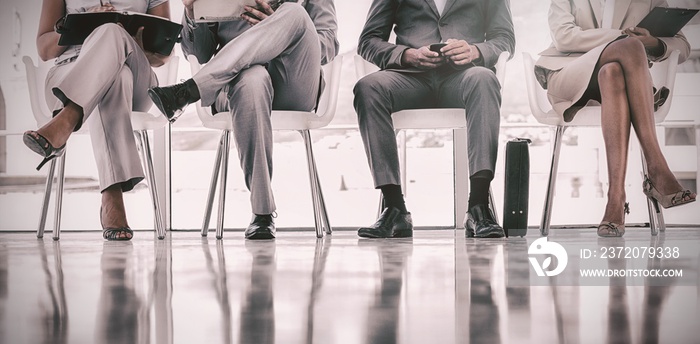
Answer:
[{"xmin": 593, "ymin": 38, "xmax": 695, "ymax": 226}]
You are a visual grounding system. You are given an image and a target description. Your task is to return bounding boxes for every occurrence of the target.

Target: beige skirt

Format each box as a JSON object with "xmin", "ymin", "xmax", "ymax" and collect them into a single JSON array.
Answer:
[{"xmin": 540, "ymin": 43, "xmax": 610, "ymax": 122}]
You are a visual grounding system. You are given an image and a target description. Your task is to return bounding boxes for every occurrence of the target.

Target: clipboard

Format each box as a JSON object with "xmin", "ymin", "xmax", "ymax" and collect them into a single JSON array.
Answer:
[
  {"xmin": 57, "ymin": 12, "xmax": 182, "ymax": 55},
  {"xmin": 193, "ymin": 0, "xmax": 284, "ymax": 23},
  {"xmin": 637, "ymin": 7, "xmax": 699, "ymax": 37}
]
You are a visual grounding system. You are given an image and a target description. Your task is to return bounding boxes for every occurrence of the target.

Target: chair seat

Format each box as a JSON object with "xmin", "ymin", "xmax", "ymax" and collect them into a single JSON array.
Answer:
[
  {"xmin": 392, "ymin": 108, "xmax": 466, "ymax": 130},
  {"xmin": 131, "ymin": 111, "xmax": 169, "ymax": 131},
  {"xmin": 534, "ymin": 105, "xmax": 667, "ymax": 127},
  {"xmin": 198, "ymin": 110, "xmax": 331, "ymax": 131}
]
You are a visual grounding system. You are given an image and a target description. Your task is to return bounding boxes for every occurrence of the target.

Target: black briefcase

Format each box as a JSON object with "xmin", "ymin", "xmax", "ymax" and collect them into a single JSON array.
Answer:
[{"xmin": 503, "ymin": 138, "xmax": 531, "ymax": 237}]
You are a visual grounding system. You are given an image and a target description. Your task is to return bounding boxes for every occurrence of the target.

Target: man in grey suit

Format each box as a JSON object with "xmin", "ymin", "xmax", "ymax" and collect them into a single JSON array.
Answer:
[
  {"xmin": 354, "ymin": 0, "xmax": 514, "ymax": 238},
  {"xmin": 148, "ymin": 0, "xmax": 338, "ymax": 239}
]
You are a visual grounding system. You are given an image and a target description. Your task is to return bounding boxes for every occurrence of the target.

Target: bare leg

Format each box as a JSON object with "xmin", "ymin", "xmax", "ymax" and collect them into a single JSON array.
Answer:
[
  {"xmin": 34, "ymin": 102, "xmax": 83, "ymax": 148},
  {"xmin": 598, "ymin": 38, "xmax": 694, "ymax": 202},
  {"xmin": 597, "ymin": 61, "xmax": 630, "ymax": 225},
  {"xmin": 101, "ymin": 184, "xmax": 131, "ymax": 239}
]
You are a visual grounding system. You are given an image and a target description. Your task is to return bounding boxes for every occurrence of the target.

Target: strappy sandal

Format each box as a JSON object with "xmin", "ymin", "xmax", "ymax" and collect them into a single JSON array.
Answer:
[
  {"xmin": 100, "ymin": 206, "xmax": 133, "ymax": 241},
  {"xmin": 643, "ymin": 175, "xmax": 696, "ymax": 209},
  {"xmin": 652, "ymin": 86, "xmax": 670, "ymax": 112},
  {"xmin": 23, "ymin": 130, "xmax": 66, "ymax": 171},
  {"xmin": 598, "ymin": 202, "xmax": 629, "ymax": 238}
]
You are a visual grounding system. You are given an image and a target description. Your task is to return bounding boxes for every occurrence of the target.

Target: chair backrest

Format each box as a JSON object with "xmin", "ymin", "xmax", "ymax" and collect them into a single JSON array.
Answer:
[
  {"xmin": 354, "ymin": 51, "xmax": 510, "ymax": 87},
  {"xmin": 23, "ymin": 55, "xmax": 180, "ymax": 128},
  {"xmin": 523, "ymin": 50, "xmax": 681, "ymax": 127},
  {"xmin": 155, "ymin": 55, "xmax": 180, "ymax": 87},
  {"xmin": 22, "ymin": 56, "xmax": 54, "ymax": 128},
  {"xmin": 309, "ymin": 55, "xmax": 343, "ymax": 127},
  {"xmin": 187, "ymin": 54, "xmax": 344, "ymax": 130}
]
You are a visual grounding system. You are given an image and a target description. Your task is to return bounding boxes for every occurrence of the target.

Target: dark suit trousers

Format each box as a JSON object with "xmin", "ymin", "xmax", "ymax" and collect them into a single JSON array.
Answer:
[{"xmin": 353, "ymin": 65, "xmax": 501, "ymax": 188}]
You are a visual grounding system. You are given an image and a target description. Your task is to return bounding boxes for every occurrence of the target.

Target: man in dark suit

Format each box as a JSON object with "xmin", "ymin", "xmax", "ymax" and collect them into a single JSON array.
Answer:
[
  {"xmin": 148, "ymin": 0, "xmax": 338, "ymax": 239},
  {"xmin": 354, "ymin": 0, "xmax": 514, "ymax": 238}
]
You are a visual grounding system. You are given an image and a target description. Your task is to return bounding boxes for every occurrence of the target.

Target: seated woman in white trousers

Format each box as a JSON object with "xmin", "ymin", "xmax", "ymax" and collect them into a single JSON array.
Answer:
[
  {"xmin": 535, "ymin": 0, "xmax": 696, "ymax": 237},
  {"xmin": 23, "ymin": 0, "xmax": 171, "ymax": 240}
]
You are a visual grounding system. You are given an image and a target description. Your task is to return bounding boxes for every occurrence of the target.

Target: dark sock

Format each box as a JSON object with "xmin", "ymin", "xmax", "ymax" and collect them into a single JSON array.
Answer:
[
  {"xmin": 184, "ymin": 79, "xmax": 201, "ymax": 102},
  {"xmin": 380, "ymin": 184, "xmax": 408, "ymax": 213},
  {"xmin": 468, "ymin": 170, "xmax": 494, "ymax": 209}
]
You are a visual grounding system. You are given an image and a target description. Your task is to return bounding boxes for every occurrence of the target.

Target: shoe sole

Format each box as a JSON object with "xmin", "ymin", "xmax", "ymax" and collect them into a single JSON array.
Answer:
[
  {"xmin": 23, "ymin": 134, "xmax": 50, "ymax": 157},
  {"xmin": 473, "ymin": 233, "xmax": 505, "ymax": 238},
  {"xmin": 245, "ymin": 232, "xmax": 275, "ymax": 240},
  {"xmin": 357, "ymin": 229, "xmax": 413, "ymax": 238}
]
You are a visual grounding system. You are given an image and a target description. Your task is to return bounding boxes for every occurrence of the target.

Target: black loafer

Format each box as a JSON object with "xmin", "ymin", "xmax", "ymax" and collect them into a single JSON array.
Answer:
[
  {"xmin": 245, "ymin": 214, "xmax": 276, "ymax": 240},
  {"xmin": 465, "ymin": 204, "xmax": 504, "ymax": 238},
  {"xmin": 147, "ymin": 81, "xmax": 197, "ymax": 122},
  {"xmin": 358, "ymin": 207, "xmax": 413, "ymax": 238}
]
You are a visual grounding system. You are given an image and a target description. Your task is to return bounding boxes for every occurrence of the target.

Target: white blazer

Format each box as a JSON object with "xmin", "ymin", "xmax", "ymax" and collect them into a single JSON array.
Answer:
[{"xmin": 536, "ymin": 0, "xmax": 690, "ymax": 72}]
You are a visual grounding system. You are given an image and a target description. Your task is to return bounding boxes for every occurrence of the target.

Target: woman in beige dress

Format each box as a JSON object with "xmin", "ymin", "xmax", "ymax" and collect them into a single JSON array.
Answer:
[
  {"xmin": 23, "ymin": 0, "xmax": 171, "ymax": 240},
  {"xmin": 535, "ymin": 0, "xmax": 696, "ymax": 237}
]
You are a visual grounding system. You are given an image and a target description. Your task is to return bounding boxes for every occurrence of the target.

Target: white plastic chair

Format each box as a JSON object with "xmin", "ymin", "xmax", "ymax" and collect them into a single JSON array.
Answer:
[
  {"xmin": 354, "ymin": 51, "xmax": 509, "ymax": 229},
  {"xmin": 188, "ymin": 55, "xmax": 343, "ymax": 239},
  {"xmin": 522, "ymin": 50, "xmax": 680, "ymax": 236},
  {"xmin": 23, "ymin": 55, "xmax": 178, "ymax": 240}
]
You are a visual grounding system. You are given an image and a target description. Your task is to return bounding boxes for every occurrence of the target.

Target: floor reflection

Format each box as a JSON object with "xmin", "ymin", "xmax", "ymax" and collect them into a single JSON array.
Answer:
[
  {"xmin": 459, "ymin": 240, "xmax": 504, "ymax": 344},
  {"xmin": 239, "ymin": 241, "xmax": 276, "ymax": 344},
  {"xmin": 202, "ymin": 239, "xmax": 233, "ymax": 343},
  {"xmin": 361, "ymin": 238, "xmax": 411, "ymax": 343},
  {"xmin": 0, "ymin": 229, "xmax": 698, "ymax": 343},
  {"xmin": 305, "ymin": 237, "xmax": 331, "ymax": 343},
  {"xmin": 39, "ymin": 241, "xmax": 69, "ymax": 344},
  {"xmin": 96, "ymin": 242, "xmax": 144, "ymax": 344}
]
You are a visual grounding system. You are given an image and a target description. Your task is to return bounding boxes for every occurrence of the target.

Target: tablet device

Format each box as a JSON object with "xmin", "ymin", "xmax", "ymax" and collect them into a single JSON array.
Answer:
[{"xmin": 637, "ymin": 7, "xmax": 699, "ymax": 37}]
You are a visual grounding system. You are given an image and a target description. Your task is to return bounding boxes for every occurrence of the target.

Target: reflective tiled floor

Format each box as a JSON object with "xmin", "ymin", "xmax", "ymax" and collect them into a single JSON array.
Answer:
[{"xmin": 1, "ymin": 229, "xmax": 699, "ymax": 344}]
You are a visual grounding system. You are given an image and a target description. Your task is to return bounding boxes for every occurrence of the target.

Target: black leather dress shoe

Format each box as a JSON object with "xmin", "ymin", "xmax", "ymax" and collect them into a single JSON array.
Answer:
[
  {"xmin": 245, "ymin": 214, "xmax": 276, "ymax": 240},
  {"xmin": 465, "ymin": 204, "xmax": 505, "ymax": 238},
  {"xmin": 147, "ymin": 81, "xmax": 197, "ymax": 122},
  {"xmin": 358, "ymin": 207, "xmax": 413, "ymax": 238}
]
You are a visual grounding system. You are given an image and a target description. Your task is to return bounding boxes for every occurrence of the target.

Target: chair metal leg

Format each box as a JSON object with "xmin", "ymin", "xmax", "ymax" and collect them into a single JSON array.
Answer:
[
  {"xmin": 53, "ymin": 152, "xmax": 67, "ymax": 241},
  {"xmin": 37, "ymin": 158, "xmax": 58, "ymax": 239},
  {"xmin": 301, "ymin": 130, "xmax": 331, "ymax": 237},
  {"xmin": 313, "ymin": 162, "xmax": 332, "ymax": 235},
  {"xmin": 216, "ymin": 131, "xmax": 231, "ymax": 240},
  {"xmin": 307, "ymin": 133, "xmax": 332, "ymax": 235},
  {"xmin": 541, "ymin": 126, "xmax": 566, "ymax": 237},
  {"xmin": 641, "ymin": 152, "xmax": 665, "ymax": 235},
  {"xmin": 398, "ymin": 130, "xmax": 407, "ymax": 195},
  {"xmin": 202, "ymin": 131, "xmax": 227, "ymax": 237},
  {"xmin": 454, "ymin": 128, "xmax": 469, "ymax": 229},
  {"xmin": 135, "ymin": 130, "xmax": 166, "ymax": 240}
]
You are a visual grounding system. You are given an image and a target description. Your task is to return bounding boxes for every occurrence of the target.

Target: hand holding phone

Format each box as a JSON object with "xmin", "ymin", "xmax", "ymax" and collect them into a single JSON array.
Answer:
[{"xmin": 429, "ymin": 43, "xmax": 447, "ymax": 55}]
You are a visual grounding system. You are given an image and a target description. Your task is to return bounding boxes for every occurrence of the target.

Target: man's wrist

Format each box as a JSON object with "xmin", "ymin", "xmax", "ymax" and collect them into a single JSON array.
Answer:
[{"xmin": 399, "ymin": 48, "xmax": 412, "ymax": 67}]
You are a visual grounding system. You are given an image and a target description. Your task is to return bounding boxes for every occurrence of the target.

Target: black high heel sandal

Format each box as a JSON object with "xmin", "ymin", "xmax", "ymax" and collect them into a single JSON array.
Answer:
[
  {"xmin": 100, "ymin": 206, "xmax": 133, "ymax": 241},
  {"xmin": 23, "ymin": 130, "xmax": 66, "ymax": 171}
]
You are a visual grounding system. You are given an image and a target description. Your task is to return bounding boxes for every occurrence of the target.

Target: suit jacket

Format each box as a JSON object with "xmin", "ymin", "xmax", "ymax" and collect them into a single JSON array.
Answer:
[
  {"xmin": 358, "ymin": 0, "xmax": 515, "ymax": 71},
  {"xmin": 536, "ymin": 0, "xmax": 690, "ymax": 72},
  {"xmin": 181, "ymin": 0, "xmax": 339, "ymax": 65}
]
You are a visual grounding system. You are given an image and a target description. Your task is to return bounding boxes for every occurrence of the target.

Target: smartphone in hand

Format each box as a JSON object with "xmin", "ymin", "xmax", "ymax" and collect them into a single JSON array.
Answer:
[{"xmin": 429, "ymin": 42, "xmax": 447, "ymax": 55}]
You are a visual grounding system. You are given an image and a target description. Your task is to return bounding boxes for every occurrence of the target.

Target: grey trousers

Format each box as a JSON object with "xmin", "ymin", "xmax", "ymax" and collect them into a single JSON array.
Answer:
[
  {"xmin": 353, "ymin": 66, "xmax": 501, "ymax": 188},
  {"xmin": 193, "ymin": 4, "xmax": 322, "ymax": 214},
  {"xmin": 46, "ymin": 23, "xmax": 157, "ymax": 192}
]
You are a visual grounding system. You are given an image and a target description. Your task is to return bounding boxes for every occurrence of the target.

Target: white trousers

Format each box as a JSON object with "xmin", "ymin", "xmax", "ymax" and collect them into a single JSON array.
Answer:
[{"xmin": 46, "ymin": 23, "xmax": 156, "ymax": 192}]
